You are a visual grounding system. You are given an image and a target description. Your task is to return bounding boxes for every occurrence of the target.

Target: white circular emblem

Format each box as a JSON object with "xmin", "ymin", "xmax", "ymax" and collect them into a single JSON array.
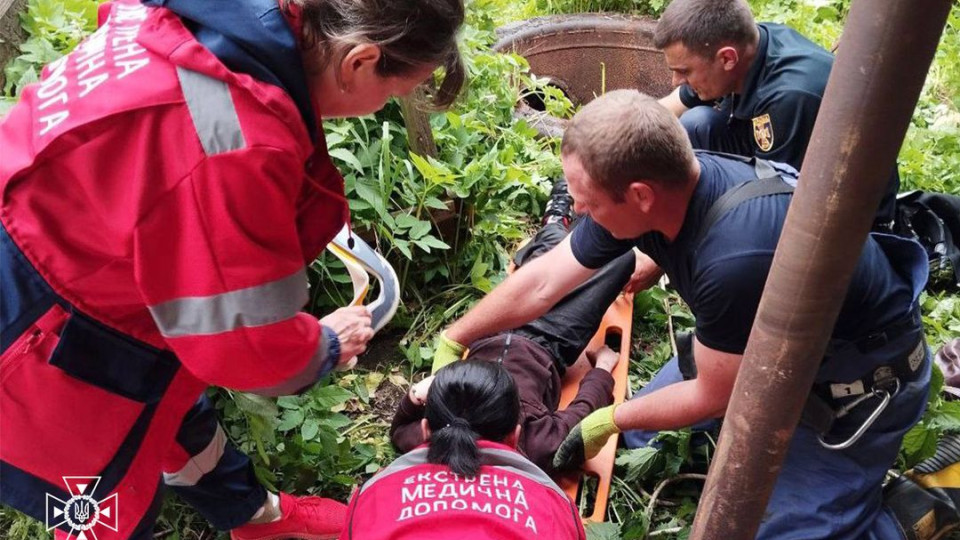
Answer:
[{"xmin": 63, "ymin": 494, "xmax": 100, "ymax": 531}]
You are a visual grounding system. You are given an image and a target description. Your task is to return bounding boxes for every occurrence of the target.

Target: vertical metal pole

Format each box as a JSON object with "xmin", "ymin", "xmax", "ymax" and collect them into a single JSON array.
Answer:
[{"xmin": 691, "ymin": 1, "xmax": 954, "ymax": 538}]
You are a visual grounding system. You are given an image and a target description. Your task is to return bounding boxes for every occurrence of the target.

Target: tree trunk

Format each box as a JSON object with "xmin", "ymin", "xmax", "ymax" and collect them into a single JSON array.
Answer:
[{"xmin": 0, "ymin": 0, "xmax": 28, "ymax": 90}]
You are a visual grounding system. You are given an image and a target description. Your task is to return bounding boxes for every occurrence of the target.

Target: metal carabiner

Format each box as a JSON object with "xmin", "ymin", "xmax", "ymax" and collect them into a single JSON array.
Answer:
[{"xmin": 818, "ymin": 378, "xmax": 900, "ymax": 451}]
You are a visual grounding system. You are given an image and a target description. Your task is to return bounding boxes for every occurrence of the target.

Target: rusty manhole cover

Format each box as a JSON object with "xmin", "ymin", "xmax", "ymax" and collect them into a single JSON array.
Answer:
[{"xmin": 495, "ymin": 14, "xmax": 672, "ymax": 136}]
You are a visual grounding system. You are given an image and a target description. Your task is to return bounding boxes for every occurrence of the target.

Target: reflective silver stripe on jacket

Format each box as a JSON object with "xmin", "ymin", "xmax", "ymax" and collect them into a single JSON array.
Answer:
[
  {"xmin": 149, "ymin": 269, "xmax": 308, "ymax": 337},
  {"xmin": 176, "ymin": 66, "xmax": 246, "ymax": 155},
  {"xmin": 357, "ymin": 446, "xmax": 568, "ymax": 499},
  {"xmin": 162, "ymin": 425, "xmax": 227, "ymax": 487}
]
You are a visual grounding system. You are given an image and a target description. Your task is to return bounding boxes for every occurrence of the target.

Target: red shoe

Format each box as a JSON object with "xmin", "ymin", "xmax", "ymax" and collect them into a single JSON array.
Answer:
[{"xmin": 230, "ymin": 492, "xmax": 347, "ymax": 540}]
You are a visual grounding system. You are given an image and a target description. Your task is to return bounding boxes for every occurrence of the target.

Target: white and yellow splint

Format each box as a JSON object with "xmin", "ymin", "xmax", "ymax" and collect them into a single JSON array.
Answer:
[{"xmin": 326, "ymin": 225, "xmax": 400, "ymax": 368}]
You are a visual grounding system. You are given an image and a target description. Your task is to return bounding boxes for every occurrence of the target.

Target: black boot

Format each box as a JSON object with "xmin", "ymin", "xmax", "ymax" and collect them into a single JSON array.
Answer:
[{"xmin": 542, "ymin": 178, "xmax": 576, "ymax": 227}]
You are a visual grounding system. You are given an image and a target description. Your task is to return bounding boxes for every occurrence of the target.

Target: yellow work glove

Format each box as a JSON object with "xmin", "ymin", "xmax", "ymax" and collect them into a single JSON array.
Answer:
[
  {"xmin": 553, "ymin": 405, "xmax": 620, "ymax": 471},
  {"xmin": 431, "ymin": 332, "xmax": 466, "ymax": 374}
]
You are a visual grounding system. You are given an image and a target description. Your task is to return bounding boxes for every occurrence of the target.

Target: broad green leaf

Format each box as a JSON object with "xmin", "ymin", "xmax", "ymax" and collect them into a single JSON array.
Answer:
[
  {"xmin": 930, "ymin": 362, "xmax": 946, "ymax": 401},
  {"xmin": 471, "ymin": 275, "xmax": 493, "ymax": 293},
  {"xmin": 354, "ymin": 179, "xmax": 388, "ymax": 219},
  {"xmin": 324, "ymin": 413, "xmax": 353, "ymax": 430},
  {"xmin": 408, "ymin": 220, "xmax": 432, "ymax": 240},
  {"xmin": 424, "ymin": 196, "xmax": 449, "ymax": 210},
  {"xmin": 233, "ymin": 392, "xmax": 279, "ymax": 419},
  {"xmin": 395, "ymin": 214, "xmax": 420, "ymax": 230},
  {"xmin": 394, "ymin": 239, "xmax": 413, "ymax": 260},
  {"xmin": 412, "ymin": 239, "xmax": 433, "ymax": 253},
  {"xmin": 902, "ymin": 423, "xmax": 941, "ymax": 466},
  {"xmin": 317, "ymin": 428, "xmax": 339, "ymax": 454},
  {"xmin": 470, "ymin": 259, "xmax": 488, "ymax": 281},
  {"xmin": 585, "ymin": 521, "xmax": 621, "ymax": 540},
  {"xmin": 301, "ymin": 419, "xmax": 320, "ymax": 441},
  {"xmin": 311, "ymin": 385, "xmax": 355, "ymax": 410},
  {"xmin": 277, "ymin": 396, "xmax": 301, "ymax": 409},
  {"xmin": 930, "ymin": 401, "xmax": 960, "ymax": 431},
  {"xmin": 276, "ymin": 409, "xmax": 304, "ymax": 432},
  {"xmin": 615, "ymin": 446, "xmax": 661, "ymax": 482},
  {"xmin": 418, "ymin": 235, "xmax": 450, "ymax": 250},
  {"xmin": 325, "ymin": 132, "xmax": 346, "ymax": 148},
  {"xmin": 329, "ymin": 147, "xmax": 365, "ymax": 173},
  {"xmin": 444, "ymin": 111, "xmax": 462, "ymax": 129},
  {"xmin": 410, "ymin": 152, "xmax": 456, "ymax": 185}
]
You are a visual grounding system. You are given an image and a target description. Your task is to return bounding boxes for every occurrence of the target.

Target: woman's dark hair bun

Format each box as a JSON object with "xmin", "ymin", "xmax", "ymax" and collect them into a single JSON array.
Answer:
[{"xmin": 425, "ymin": 360, "xmax": 520, "ymax": 477}]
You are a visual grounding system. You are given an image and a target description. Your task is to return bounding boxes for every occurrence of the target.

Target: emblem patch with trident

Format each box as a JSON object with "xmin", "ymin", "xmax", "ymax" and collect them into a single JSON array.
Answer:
[{"xmin": 46, "ymin": 476, "xmax": 119, "ymax": 540}]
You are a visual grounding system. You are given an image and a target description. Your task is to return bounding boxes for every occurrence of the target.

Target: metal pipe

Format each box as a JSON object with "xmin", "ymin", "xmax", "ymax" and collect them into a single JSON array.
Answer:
[{"xmin": 690, "ymin": 1, "xmax": 954, "ymax": 538}]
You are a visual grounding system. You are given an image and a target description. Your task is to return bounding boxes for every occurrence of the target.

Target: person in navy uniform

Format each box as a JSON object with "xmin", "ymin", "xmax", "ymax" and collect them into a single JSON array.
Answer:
[
  {"xmin": 435, "ymin": 90, "xmax": 960, "ymax": 539},
  {"xmin": 655, "ymin": 0, "xmax": 898, "ymax": 230}
]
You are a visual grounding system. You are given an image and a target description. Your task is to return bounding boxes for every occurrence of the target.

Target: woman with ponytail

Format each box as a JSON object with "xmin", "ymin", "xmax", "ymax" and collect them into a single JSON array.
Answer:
[
  {"xmin": 341, "ymin": 360, "xmax": 586, "ymax": 539},
  {"xmin": 425, "ymin": 361, "xmax": 521, "ymax": 478}
]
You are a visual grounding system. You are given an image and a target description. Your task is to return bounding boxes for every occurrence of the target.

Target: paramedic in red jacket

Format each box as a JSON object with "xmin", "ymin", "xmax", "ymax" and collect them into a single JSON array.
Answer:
[
  {"xmin": 342, "ymin": 360, "xmax": 586, "ymax": 540},
  {"xmin": 0, "ymin": 0, "xmax": 464, "ymax": 538}
]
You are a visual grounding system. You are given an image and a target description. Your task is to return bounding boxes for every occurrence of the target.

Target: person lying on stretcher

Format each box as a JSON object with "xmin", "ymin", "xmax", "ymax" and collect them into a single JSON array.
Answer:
[{"xmin": 391, "ymin": 181, "xmax": 633, "ymax": 472}]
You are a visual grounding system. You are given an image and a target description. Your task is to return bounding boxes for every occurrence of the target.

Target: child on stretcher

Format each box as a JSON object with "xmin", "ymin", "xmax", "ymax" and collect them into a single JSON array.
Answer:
[{"xmin": 391, "ymin": 193, "xmax": 634, "ymax": 472}]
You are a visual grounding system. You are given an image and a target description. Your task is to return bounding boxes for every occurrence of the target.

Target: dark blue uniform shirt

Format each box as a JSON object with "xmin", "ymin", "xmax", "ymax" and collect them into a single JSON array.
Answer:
[
  {"xmin": 678, "ymin": 23, "xmax": 833, "ymax": 170},
  {"xmin": 569, "ymin": 153, "xmax": 913, "ymax": 354}
]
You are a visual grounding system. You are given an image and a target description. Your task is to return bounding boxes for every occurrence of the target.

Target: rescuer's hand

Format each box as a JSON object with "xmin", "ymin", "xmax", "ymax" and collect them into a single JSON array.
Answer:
[
  {"xmin": 431, "ymin": 331, "xmax": 467, "ymax": 374},
  {"xmin": 553, "ymin": 405, "xmax": 620, "ymax": 471},
  {"xmin": 321, "ymin": 306, "xmax": 373, "ymax": 367}
]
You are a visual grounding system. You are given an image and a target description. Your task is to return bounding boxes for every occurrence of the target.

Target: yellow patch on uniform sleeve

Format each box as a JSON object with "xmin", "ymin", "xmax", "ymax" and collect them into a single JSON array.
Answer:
[{"xmin": 752, "ymin": 113, "xmax": 774, "ymax": 152}]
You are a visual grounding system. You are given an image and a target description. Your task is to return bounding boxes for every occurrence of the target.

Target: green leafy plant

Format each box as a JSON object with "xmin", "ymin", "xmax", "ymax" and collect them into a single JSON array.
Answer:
[
  {"xmin": 217, "ymin": 377, "xmax": 392, "ymax": 497},
  {"xmin": 901, "ymin": 365, "xmax": 960, "ymax": 469},
  {"xmin": 900, "ymin": 292, "xmax": 960, "ymax": 468},
  {"xmin": 315, "ymin": 0, "xmax": 572, "ymax": 370},
  {"xmin": 2, "ymin": 0, "xmax": 98, "ymax": 104}
]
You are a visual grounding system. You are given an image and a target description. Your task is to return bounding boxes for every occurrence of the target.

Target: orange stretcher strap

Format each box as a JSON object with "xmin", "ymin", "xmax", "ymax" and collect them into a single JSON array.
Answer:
[{"xmin": 556, "ymin": 292, "xmax": 633, "ymax": 523}]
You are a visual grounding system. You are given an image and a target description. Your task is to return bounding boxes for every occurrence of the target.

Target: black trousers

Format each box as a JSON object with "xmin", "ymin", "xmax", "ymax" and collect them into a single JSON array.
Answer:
[{"xmin": 512, "ymin": 222, "xmax": 635, "ymax": 371}]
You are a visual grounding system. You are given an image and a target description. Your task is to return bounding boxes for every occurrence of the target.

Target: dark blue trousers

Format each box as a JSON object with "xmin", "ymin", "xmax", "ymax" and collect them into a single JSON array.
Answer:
[{"xmin": 163, "ymin": 395, "xmax": 267, "ymax": 531}]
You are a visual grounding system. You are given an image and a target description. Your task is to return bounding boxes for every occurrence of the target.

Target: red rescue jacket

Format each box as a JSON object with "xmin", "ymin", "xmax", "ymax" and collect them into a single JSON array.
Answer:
[
  {"xmin": 341, "ymin": 441, "xmax": 587, "ymax": 540},
  {"xmin": 0, "ymin": 0, "xmax": 347, "ymax": 534}
]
